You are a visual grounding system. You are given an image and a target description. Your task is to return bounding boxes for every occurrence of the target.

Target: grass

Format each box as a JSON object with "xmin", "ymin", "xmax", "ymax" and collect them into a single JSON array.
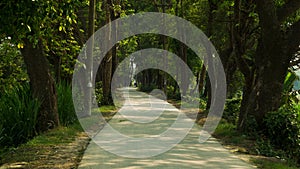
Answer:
[
  {"xmin": 0, "ymin": 123, "xmax": 85, "ymax": 167},
  {"xmin": 212, "ymin": 120, "xmax": 255, "ymax": 154},
  {"xmin": 26, "ymin": 124, "xmax": 83, "ymax": 146},
  {"xmin": 212, "ymin": 120, "xmax": 300, "ymax": 169},
  {"xmin": 252, "ymin": 158, "xmax": 299, "ymax": 169},
  {"xmin": 0, "ymin": 83, "xmax": 40, "ymax": 148},
  {"xmin": 0, "ymin": 105, "xmax": 117, "ymax": 168},
  {"xmin": 57, "ymin": 81, "xmax": 78, "ymax": 126},
  {"xmin": 99, "ymin": 105, "xmax": 117, "ymax": 114}
]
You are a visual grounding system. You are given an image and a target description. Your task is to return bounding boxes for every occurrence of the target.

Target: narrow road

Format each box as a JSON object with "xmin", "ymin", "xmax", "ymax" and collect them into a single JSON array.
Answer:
[{"xmin": 79, "ymin": 88, "xmax": 255, "ymax": 169}]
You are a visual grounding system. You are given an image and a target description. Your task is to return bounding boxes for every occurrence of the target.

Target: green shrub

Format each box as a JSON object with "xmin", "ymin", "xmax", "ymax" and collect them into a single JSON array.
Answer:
[
  {"xmin": 223, "ymin": 97, "xmax": 241, "ymax": 124},
  {"xmin": 138, "ymin": 84, "xmax": 157, "ymax": 92},
  {"xmin": 166, "ymin": 85, "xmax": 180, "ymax": 100},
  {"xmin": 255, "ymin": 138, "xmax": 278, "ymax": 157},
  {"xmin": 95, "ymin": 81, "xmax": 104, "ymax": 106},
  {"xmin": 57, "ymin": 81, "xmax": 77, "ymax": 126},
  {"xmin": 0, "ymin": 38, "xmax": 28, "ymax": 93},
  {"xmin": 264, "ymin": 103, "xmax": 300, "ymax": 162},
  {"xmin": 0, "ymin": 83, "xmax": 40, "ymax": 147}
]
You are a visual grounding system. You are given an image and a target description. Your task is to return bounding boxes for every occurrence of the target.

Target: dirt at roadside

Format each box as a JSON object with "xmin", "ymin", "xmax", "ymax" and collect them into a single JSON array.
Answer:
[{"xmin": 0, "ymin": 133, "xmax": 90, "ymax": 169}]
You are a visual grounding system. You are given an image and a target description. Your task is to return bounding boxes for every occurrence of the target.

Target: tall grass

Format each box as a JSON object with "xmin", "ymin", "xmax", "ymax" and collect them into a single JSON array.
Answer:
[
  {"xmin": 57, "ymin": 81, "xmax": 77, "ymax": 126},
  {"xmin": 0, "ymin": 83, "xmax": 40, "ymax": 147},
  {"xmin": 0, "ymin": 81, "xmax": 78, "ymax": 148}
]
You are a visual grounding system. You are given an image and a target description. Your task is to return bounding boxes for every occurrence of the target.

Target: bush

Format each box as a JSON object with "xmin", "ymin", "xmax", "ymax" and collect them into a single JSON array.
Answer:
[
  {"xmin": 0, "ymin": 83, "xmax": 40, "ymax": 147},
  {"xmin": 264, "ymin": 103, "xmax": 300, "ymax": 162},
  {"xmin": 166, "ymin": 85, "xmax": 180, "ymax": 100},
  {"xmin": 138, "ymin": 84, "xmax": 157, "ymax": 93},
  {"xmin": 223, "ymin": 97, "xmax": 241, "ymax": 124},
  {"xmin": 95, "ymin": 81, "xmax": 104, "ymax": 106},
  {"xmin": 57, "ymin": 81, "xmax": 77, "ymax": 126},
  {"xmin": 0, "ymin": 38, "xmax": 28, "ymax": 92},
  {"xmin": 255, "ymin": 138, "xmax": 278, "ymax": 157}
]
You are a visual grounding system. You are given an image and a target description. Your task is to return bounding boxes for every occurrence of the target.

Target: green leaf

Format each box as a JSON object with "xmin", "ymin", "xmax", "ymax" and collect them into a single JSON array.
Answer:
[
  {"xmin": 26, "ymin": 25, "xmax": 31, "ymax": 32},
  {"xmin": 17, "ymin": 43, "xmax": 24, "ymax": 49}
]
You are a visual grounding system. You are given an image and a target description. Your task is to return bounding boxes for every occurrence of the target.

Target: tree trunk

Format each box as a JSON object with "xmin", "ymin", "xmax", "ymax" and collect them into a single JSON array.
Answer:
[
  {"xmin": 180, "ymin": 43, "xmax": 188, "ymax": 96},
  {"xmin": 83, "ymin": 0, "xmax": 96, "ymax": 116},
  {"xmin": 203, "ymin": 0, "xmax": 216, "ymax": 110},
  {"xmin": 239, "ymin": 0, "xmax": 292, "ymax": 129},
  {"xmin": 21, "ymin": 39, "xmax": 59, "ymax": 132},
  {"xmin": 198, "ymin": 64, "xmax": 206, "ymax": 95},
  {"xmin": 110, "ymin": 0, "xmax": 120, "ymax": 80},
  {"xmin": 102, "ymin": 0, "xmax": 113, "ymax": 105},
  {"xmin": 237, "ymin": 75, "xmax": 255, "ymax": 130}
]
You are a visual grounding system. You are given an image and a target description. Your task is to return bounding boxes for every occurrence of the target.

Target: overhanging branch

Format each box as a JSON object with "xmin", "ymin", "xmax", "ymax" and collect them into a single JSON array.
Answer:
[{"xmin": 277, "ymin": 0, "xmax": 300, "ymax": 23}]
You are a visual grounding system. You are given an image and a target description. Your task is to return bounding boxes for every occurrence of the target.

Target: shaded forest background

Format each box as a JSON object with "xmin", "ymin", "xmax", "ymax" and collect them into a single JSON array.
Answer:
[{"xmin": 0, "ymin": 0, "xmax": 300, "ymax": 166}]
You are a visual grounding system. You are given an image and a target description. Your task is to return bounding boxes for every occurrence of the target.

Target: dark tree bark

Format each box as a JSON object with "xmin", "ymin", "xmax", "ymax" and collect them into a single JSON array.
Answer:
[
  {"xmin": 238, "ymin": 0, "xmax": 300, "ymax": 130},
  {"xmin": 232, "ymin": 0, "xmax": 255, "ymax": 130},
  {"xmin": 204, "ymin": 0, "xmax": 217, "ymax": 110},
  {"xmin": 101, "ymin": 0, "xmax": 113, "ymax": 105},
  {"xmin": 21, "ymin": 39, "xmax": 59, "ymax": 132}
]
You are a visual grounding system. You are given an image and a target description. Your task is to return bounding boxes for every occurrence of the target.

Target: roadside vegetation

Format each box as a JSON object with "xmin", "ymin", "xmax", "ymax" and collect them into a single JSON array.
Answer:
[{"xmin": 1, "ymin": 0, "xmax": 300, "ymax": 168}]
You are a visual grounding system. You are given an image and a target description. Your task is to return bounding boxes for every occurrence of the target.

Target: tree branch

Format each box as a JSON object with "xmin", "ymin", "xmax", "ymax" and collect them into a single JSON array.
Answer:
[{"xmin": 277, "ymin": 0, "xmax": 300, "ymax": 23}]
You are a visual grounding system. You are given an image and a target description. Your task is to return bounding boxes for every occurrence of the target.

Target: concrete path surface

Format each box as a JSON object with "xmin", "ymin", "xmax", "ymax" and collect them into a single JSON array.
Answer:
[{"xmin": 78, "ymin": 88, "xmax": 255, "ymax": 169}]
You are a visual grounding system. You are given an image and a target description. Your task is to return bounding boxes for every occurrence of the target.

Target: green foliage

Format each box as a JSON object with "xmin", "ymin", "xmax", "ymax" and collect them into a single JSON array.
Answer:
[
  {"xmin": 0, "ymin": 83, "xmax": 40, "ymax": 148},
  {"xmin": 0, "ymin": 38, "xmax": 28, "ymax": 92},
  {"xmin": 95, "ymin": 81, "xmax": 104, "ymax": 106},
  {"xmin": 282, "ymin": 71, "xmax": 299, "ymax": 104},
  {"xmin": 57, "ymin": 81, "xmax": 78, "ymax": 126},
  {"xmin": 27, "ymin": 126, "xmax": 81, "ymax": 146},
  {"xmin": 214, "ymin": 121, "xmax": 237, "ymax": 137},
  {"xmin": 255, "ymin": 138, "xmax": 278, "ymax": 157},
  {"xmin": 223, "ymin": 97, "xmax": 241, "ymax": 124},
  {"xmin": 0, "ymin": 124, "xmax": 83, "ymax": 166},
  {"xmin": 166, "ymin": 85, "xmax": 181, "ymax": 100},
  {"xmin": 264, "ymin": 103, "xmax": 300, "ymax": 161},
  {"xmin": 138, "ymin": 83, "xmax": 157, "ymax": 93},
  {"xmin": 1, "ymin": 0, "xmax": 82, "ymax": 82},
  {"xmin": 252, "ymin": 158, "xmax": 299, "ymax": 169},
  {"xmin": 0, "ymin": 0, "xmax": 81, "ymax": 41},
  {"xmin": 0, "ymin": 82, "xmax": 79, "ymax": 148}
]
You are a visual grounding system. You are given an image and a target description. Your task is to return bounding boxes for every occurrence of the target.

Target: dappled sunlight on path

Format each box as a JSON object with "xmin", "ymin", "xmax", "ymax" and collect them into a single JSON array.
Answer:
[{"xmin": 79, "ymin": 88, "xmax": 255, "ymax": 168}]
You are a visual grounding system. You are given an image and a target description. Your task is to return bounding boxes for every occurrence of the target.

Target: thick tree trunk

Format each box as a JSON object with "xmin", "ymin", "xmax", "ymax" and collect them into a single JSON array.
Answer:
[
  {"xmin": 102, "ymin": 53, "xmax": 112, "ymax": 105},
  {"xmin": 21, "ymin": 39, "xmax": 59, "ymax": 132},
  {"xmin": 237, "ymin": 75, "xmax": 255, "ymax": 130},
  {"xmin": 238, "ymin": 0, "xmax": 292, "ymax": 129},
  {"xmin": 248, "ymin": 44, "xmax": 288, "ymax": 128},
  {"xmin": 83, "ymin": 0, "xmax": 96, "ymax": 116},
  {"xmin": 203, "ymin": 0, "xmax": 216, "ymax": 110},
  {"xmin": 101, "ymin": 0, "xmax": 113, "ymax": 105},
  {"xmin": 180, "ymin": 43, "xmax": 188, "ymax": 96}
]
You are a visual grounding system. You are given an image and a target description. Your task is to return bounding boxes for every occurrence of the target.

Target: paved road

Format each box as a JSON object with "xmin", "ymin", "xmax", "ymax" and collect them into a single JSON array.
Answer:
[{"xmin": 78, "ymin": 88, "xmax": 255, "ymax": 169}]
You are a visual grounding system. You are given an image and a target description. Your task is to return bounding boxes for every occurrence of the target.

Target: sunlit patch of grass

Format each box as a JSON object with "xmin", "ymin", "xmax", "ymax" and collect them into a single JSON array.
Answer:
[
  {"xmin": 214, "ymin": 121, "xmax": 249, "ymax": 146},
  {"xmin": 99, "ymin": 105, "xmax": 117, "ymax": 113},
  {"xmin": 213, "ymin": 120, "xmax": 256, "ymax": 154},
  {"xmin": 0, "ymin": 123, "xmax": 84, "ymax": 166},
  {"xmin": 213, "ymin": 121, "xmax": 238, "ymax": 137},
  {"xmin": 251, "ymin": 158, "xmax": 299, "ymax": 169},
  {"xmin": 213, "ymin": 120, "xmax": 300, "ymax": 168},
  {"xmin": 26, "ymin": 126, "xmax": 81, "ymax": 146}
]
